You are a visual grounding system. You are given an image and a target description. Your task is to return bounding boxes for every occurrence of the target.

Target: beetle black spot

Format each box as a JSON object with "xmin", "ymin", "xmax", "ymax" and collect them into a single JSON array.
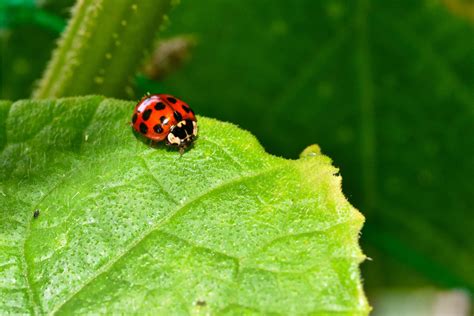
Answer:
[
  {"xmin": 153, "ymin": 124, "xmax": 163, "ymax": 134},
  {"xmin": 142, "ymin": 109, "xmax": 152, "ymax": 121},
  {"xmin": 173, "ymin": 111, "xmax": 182, "ymax": 122},
  {"xmin": 182, "ymin": 105, "xmax": 191, "ymax": 113},
  {"xmin": 167, "ymin": 97, "xmax": 177, "ymax": 104},
  {"xmin": 139, "ymin": 123, "xmax": 148, "ymax": 134},
  {"xmin": 154, "ymin": 102, "xmax": 165, "ymax": 110},
  {"xmin": 160, "ymin": 116, "xmax": 167, "ymax": 124},
  {"xmin": 132, "ymin": 113, "xmax": 138, "ymax": 124},
  {"xmin": 184, "ymin": 119, "xmax": 194, "ymax": 134},
  {"xmin": 171, "ymin": 125, "xmax": 186, "ymax": 139}
]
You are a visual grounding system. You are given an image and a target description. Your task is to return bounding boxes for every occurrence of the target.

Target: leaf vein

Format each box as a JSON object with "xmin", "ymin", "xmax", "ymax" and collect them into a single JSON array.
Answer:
[
  {"xmin": 244, "ymin": 218, "xmax": 360, "ymax": 259},
  {"xmin": 202, "ymin": 137, "xmax": 246, "ymax": 170},
  {"xmin": 139, "ymin": 157, "xmax": 179, "ymax": 204},
  {"xmin": 78, "ymin": 97, "xmax": 104, "ymax": 150},
  {"xmin": 52, "ymin": 164, "xmax": 284, "ymax": 313},
  {"xmin": 20, "ymin": 180, "xmax": 70, "ymax": 314},
  {"xmin": 159, "ymin": 230, "xmax": 240, "ymax": 267}
]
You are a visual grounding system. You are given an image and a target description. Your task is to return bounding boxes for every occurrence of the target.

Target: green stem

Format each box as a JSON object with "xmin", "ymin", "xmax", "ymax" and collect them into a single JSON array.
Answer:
[{"xmin": 33, "ymin": 0, "xmax": 174, "ymax": 99}]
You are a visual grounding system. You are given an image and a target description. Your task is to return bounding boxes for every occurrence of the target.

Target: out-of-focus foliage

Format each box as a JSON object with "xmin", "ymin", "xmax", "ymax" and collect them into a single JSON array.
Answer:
[{"xmin": 0, "ymin": 0, "xmax": 72, "ymax": 99}]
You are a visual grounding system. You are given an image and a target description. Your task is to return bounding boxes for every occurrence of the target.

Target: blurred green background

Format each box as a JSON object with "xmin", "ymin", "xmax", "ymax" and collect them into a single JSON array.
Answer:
[{"xmin": 1, "ymin": 0, "xmax": 473, "ymax": 310}]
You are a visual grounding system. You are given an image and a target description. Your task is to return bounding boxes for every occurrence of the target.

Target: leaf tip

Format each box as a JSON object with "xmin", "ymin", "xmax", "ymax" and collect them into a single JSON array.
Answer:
[{"xmin": 299, "ymin": 144, "xmax": 322, "ymax": 159}]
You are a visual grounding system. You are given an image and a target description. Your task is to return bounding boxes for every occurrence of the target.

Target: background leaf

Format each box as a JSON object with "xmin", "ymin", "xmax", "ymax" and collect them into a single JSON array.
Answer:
[
  {"xmin": 0, "ymin": 0, "xmax": 70, "ymax": 99},
  {"xmin": 0, "ymin": 96, "xmax": 368, "ymax": 314}
]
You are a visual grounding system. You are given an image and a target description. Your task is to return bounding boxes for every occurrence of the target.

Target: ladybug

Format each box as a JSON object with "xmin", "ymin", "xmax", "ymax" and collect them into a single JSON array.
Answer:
[{"xmin": 132, "ymin": 94, "xmax": 198, "ymax": 153}]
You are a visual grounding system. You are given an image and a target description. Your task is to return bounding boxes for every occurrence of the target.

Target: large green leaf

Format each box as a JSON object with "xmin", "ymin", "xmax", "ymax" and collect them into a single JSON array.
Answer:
[
  {"xmin": 0, "ymin": 0, "xmax": 71, "ymax": 100},
  {"xmin": 0, "ymin": 96, "xmax": 369, "ymax": 314},
  {"xmin": 145, "ymin": 0, "xmax": 474, "ymax": 290}
]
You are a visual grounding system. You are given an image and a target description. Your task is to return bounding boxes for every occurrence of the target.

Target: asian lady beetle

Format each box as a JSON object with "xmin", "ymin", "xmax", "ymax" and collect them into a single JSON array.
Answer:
[{"xmin": 132, "ymin": 94, "xmax": 198, "ymax": 153}]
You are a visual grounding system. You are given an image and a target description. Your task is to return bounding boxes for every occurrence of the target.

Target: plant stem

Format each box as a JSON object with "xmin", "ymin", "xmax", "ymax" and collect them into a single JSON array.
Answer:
[{"xmin": 33, "ymin": 0, "xmax": 174, "ymax": 99}]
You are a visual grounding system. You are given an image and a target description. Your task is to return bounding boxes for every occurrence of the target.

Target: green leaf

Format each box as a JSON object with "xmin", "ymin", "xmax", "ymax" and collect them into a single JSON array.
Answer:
[
  {"xmin": 32, "ymin": 0, "xmax": 174, "ymax": 99},
  {"xmin": 0, "ymin": 96, "xmax": 369, "ymax": 314},
  {"xmin": 148, "ymin": 0, "xmax": 474, "ymax": 290},
  {"xmin": 0, "ymin": 1, "xmax": 70, "ymax": 100}
]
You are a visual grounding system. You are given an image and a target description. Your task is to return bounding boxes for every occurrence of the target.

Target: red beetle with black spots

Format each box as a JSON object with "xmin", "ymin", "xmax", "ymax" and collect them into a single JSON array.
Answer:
[{"xmin": 131, "ymin": 94, "xmax": 198, "ymax": 153}]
